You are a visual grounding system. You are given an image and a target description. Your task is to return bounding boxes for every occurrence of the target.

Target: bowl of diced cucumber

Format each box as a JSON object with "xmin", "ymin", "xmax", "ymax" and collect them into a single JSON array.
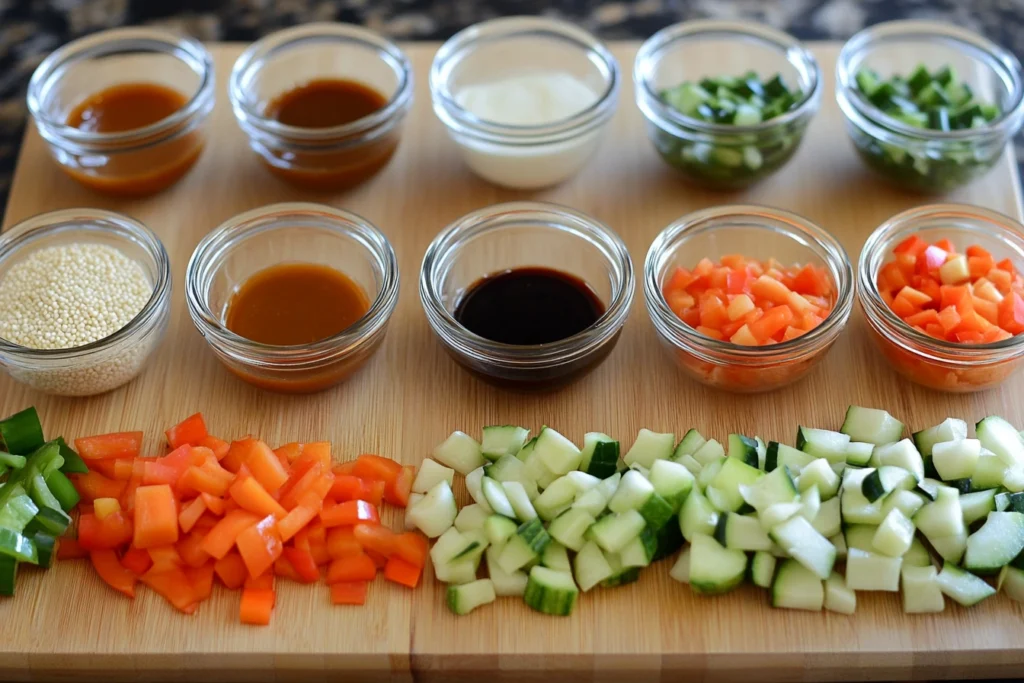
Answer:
[
  {"xmin": 634, "ymin": 20, "xmax": 822, "ymax": 189},
  {"xmin": 836, "ymin": 21, "xmax": 1024, "ymax": 194}
]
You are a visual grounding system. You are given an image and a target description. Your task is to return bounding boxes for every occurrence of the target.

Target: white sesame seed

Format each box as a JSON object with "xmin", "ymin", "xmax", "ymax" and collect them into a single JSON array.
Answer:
[
  {"xmin": 0, "ymin": 242, "xmax": 152, "ymax": 349},
  {"xmin": 0, "ymin": 242, "xmax": 157, "ymax": 396}
]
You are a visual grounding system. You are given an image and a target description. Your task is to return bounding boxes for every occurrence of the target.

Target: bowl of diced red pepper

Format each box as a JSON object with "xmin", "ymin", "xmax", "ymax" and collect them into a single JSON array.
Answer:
[
  {"xmin": 858, "ymin": 203, "xmax": 1024, "ymax": 392},
  {"xmin": 644, "ymin": 204, "xmax": 854, "ymax": 392}
]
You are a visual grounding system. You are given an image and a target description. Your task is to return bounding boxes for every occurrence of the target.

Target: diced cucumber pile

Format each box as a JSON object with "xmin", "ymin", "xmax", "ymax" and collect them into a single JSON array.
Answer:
[
  {"xmin": 854, "ymin": 65, "xmax": 1000, "ymax": 132},
  {"xmin": 420, "ymin": 408, "xmax": 1024, "ymax": 617},
  {"xmin": 849, "ymin": 64, "xmax": 1004, "ymax": 192},
  {"xmin": 654, "ymin": 72, "xmax": 808, "ymax": 188},
  {"xmin": 662, "ymin": 73, "xmax": 804, "ymax": 125}
]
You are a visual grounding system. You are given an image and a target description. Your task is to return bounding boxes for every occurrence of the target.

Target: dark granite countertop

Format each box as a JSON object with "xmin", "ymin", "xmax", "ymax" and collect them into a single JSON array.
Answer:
[{"xmin": 1, "ymin": 0, "xmax": 1023, "ymax": 218}]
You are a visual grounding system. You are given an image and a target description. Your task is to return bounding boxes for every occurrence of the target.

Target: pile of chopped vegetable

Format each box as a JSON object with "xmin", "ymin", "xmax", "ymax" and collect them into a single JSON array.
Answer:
[
  {"xmin": 847, "ymin": 64, "xmax": 1004, "ymax": 192},
  {"xmin": 662, "ymin": 72, "xmax": 804, "ymax": 125},
  {"xmin": 63, "ymin": 413, "xmax": 424, "ymax": 624},
  {"xmin": 0, "ymin": 407, "xmax": 84, "ymax": 596},
  {"xmin": 854, "ymin": 65, "xmax": 1000, "ymax": 132},
  {"xmin": 418, "ymin": 408, "xmax": 1024, "ymax": 616},
  {"xmin": 651, "ymin": 72, "xmax": 809, "ymax": 188},
  {"xmin": 662, "ymin": 255, "xmax": 835, "ymax": 345},
  {"xmin": 878, "ymin": 235, "xmax": 1024, "ymax": 343}
]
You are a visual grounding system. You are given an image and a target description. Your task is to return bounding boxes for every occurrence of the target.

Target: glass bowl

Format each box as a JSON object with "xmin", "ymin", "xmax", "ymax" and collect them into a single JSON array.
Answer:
[
  {"xmin": 634, "ymin": 20, "xmax": 821, "ymax": 189},
  {"xmin": 229, "ymin": 23, "xmax": 413, "ymax": 191},
  {"xmin": 27, "ymin": 27, "xmax": 214, "ymax": 196},
  {"xmin": 420, "ymin": 201, "xmax": 634, "ymax": 389},
  {"xmin": 185, "ymin": 202, "xmax": 399, "ymax": 394},
  {"xmin": 644, "ymin": 205, "xmax": 853, "ymax": 392},
  {"xmin": 836, "ymin": 21, "xmax": 1024, "ymax": 193},
  {"xmin": 859, "ymin": 204, "xmax": 1024, "ymax": 392},
  {"xmin": 430, "ymin": 16, "xmax": 619, "ymax": 190},
  {"xmin": 0, "ymin": 209, "xmax": 171, "ymax": 396}
]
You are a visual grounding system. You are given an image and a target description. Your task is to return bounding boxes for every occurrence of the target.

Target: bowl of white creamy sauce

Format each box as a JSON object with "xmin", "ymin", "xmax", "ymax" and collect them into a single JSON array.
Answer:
[{"xmin": 430, "ymin": 17, "xmax": 620, "ymax": 190}]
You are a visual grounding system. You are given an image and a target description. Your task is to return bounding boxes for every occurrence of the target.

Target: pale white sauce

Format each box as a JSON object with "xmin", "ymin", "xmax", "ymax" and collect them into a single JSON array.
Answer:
[
  {"xmin": 450, "ymin": 72, "xmax": 606, "ymax": 189},
  {"xmin": 456, "ymin": 72, "xmax": 599, "ymax": 126}
]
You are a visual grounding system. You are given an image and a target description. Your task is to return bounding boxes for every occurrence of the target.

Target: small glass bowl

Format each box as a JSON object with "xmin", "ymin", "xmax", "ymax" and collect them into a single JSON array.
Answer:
[
  {"xmin": 420, "ymin": 202, "xmax": 634, "ymax": 389},
  {"xmin": 859, "ymin": 204, "xmax": 1024, "ymax": 392},
  {"xmin": 645, "ymin": 205, "xmax": 853, "ymax": 392},
  {"xmin": 27, "ymin": 28, "xmax": 214, "ymax": 196},
  {"xmin": 430, "ymin": 17, "xmax": 619, "ymax": 190},
  {"xmin": 836, "ymin": 21, "xmax": 1024, "ymax": 193},
  {"xmin": 634, "ymin": 20, "xmax": 821, "ymax": 189},
  {"xmin": 0, "ymin": 209, "xmax": 171, "ymax": 396},
  {"xmin": 185, "ymin": 203, "xmax": 399, "ymax": 394},
  {"xmin": 229, "ymin": 23, "xmax": 413, "ymax": 191}
]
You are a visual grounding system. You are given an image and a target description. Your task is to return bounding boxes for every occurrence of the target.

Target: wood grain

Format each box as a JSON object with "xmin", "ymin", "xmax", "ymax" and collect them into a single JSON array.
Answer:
[{"xmin": 2, "ymin": 42, "xmax": 1024, "ymax": 682}]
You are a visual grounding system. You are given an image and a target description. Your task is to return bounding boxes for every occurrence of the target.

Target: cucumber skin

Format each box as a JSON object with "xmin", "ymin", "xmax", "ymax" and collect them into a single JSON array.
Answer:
[
  {"xmin": 652, "ymin": 518, "xmax": 684, "ymax": 561},
  {"xmin": 602, "ymin": 567, "xmax": 641, "ymax": 588},
  {"xmin": 584, "ymin": 441, "xmax": 621, "ymax": 479},
  {"xmin": 524, "ymin": 569, "xmax": 578, "ymax": 616}
]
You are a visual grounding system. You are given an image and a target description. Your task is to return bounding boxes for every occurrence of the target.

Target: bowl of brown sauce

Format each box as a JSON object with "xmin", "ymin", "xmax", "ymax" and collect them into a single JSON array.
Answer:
[
  {"xmin": 27, "ymin": 28, "xmax": 215, "ymax": 196},
  {"xmin": 420, "ymin": 201, "xmax": 634, "ymax": 389},
  {"xmin": 229, "ymin": 23, "xmax": 413, "ymax": 191},
  {"xmin": 185, "ymin": 202, "xmax": 399, "ymax": 393}
]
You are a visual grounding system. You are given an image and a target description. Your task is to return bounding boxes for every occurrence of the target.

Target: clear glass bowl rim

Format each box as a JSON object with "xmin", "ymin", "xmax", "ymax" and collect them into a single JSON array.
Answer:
[
  {"xmin": 835, "ymin": 20, "xmax": 1024, "ymax": 143},
  {"xmin": 185, "ymin": 201, "xmax": 400, "ymax": 368},
  {"xmin": 429, "ymin": 16, "xmax": 621, "ymax": 146},
  {"xmin": 858, "ymin": 202, "xmax": 1024, "ymax": 363},
  {"xmin": 419, "ymin": 200, "xmax": 635, "ymax": 367},
  {"xmin": 634, "ymin": 19, "xmax": 823, "ymax": 137},
  {"xmin": 644, "ymin": 203, "xmax": 854, "ymax": 363},
  {"xmin": 26, "ymin": 27, "xmax": 215, "ymax": 147},
  {"xmin": 228, "ymin": 22, "xmax": 414, "ymax": 143},
  {"xmin": 0, "ymin": 207, "xmax": 172, "ymax": 359}
]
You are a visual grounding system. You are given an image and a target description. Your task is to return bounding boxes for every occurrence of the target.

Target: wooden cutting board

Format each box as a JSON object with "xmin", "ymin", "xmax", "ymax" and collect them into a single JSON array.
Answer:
[{"xmin": 2, "ymin": 41, "xmax": 1023, "ymax": 683}]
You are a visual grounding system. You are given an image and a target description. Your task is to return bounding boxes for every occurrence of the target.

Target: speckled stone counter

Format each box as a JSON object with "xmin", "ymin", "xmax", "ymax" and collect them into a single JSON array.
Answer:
[{"xmin": 1, "ymin": 0, "xmax": 1023, "ymax": 218}]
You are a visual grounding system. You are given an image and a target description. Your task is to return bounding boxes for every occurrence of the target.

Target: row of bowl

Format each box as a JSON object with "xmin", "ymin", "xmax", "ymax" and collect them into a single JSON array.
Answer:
[
  {"xmin": 26, "ymin": 17, "xmax": 1024, "ymax": 197},
  {"xmin": 2, "ymin": 201, "xmax": 1024, "ymax": 398}
]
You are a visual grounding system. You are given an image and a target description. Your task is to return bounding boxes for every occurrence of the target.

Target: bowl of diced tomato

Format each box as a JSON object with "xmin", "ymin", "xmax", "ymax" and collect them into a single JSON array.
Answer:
[
  {"xmin": 859, "ymin": 203, "xmax": 1024, "ymax": 392},
  {"xmin": 644, "ymin": 204, "xmax": 854, "ymax": 392}
]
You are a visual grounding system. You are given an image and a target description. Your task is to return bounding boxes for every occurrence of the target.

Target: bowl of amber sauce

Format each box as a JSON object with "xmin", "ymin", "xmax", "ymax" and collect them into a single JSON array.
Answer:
[
  {"xmin": 27, "ymin": 28, "xmax": 214, "ymax": 196},
  {"xmin": 185, "ymin": 203, "xmax": 399, "ymax": 393},
  {"xmin": 229, "ymin": 23, "xmax": 413, "ymax": 191}
]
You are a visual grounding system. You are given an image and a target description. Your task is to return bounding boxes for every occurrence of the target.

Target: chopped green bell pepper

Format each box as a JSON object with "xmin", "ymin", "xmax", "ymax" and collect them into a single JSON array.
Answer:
[{"xmin": 0, "ymin": 408, "xmax": 45, "ymax": 456}]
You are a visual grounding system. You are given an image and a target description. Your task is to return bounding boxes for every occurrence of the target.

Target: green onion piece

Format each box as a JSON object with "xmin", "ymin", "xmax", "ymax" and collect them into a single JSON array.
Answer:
[
  {"xmin": 0, "ymin": 408, "xmax": 45, "ymax": 456},
  {"xmin": 0, "ymin": 487, "xmax": 39, "ymax": 532},
  {"xmin": 0, "ymin": 452, "xmax": 27, "ymax": 470},
  {"xmin": 0, "ymin": 528, "xmax": 38, "ymax": 565},
  {"xmin": 30, "ymin": 507, "xmax": 70, "ymax": 537},
  {"xmin": 0, "ymin": 554, "xmax": 17, "ymax": 596},
  {"xmin": 43, "ymin": 470, "xmax": 80, "ymax": 513},
  {"xmin": 0, "ymin": 442, "xmax": 62, "ymax": 513},
  {"xmin": 28, "ymin": 471, "xmax": 62, "ymax": 512},
  {"xmin": 33, "ymin": 532, "xmax": 56, "ymax": 569}
]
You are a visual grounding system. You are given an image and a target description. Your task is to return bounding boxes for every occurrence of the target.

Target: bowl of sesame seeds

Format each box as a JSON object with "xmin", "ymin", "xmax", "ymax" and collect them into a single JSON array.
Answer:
[{"xmin": 0, "ymin": 208, "xmax": 171, "ymax": 396}]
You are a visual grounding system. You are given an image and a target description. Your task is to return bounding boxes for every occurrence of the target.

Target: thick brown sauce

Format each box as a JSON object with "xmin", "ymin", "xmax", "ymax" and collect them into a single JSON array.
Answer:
[
  {"xmin": 226, "ymin": 263, "xmax": 370, "ymax": 347},
  {"xmin": 64, "ymin": 82, "xmax": 203, "ymax": 196},
  {"xmin": 67, "ymin": 82, "xmax": 186, "ymax": 133},
  {"xmin": 260, "ymin": 78, "xmax": 398, "ymax": 190},
  {"xmin": 266, "ymin": 79, "xmax": 387, "ymax": 129}
]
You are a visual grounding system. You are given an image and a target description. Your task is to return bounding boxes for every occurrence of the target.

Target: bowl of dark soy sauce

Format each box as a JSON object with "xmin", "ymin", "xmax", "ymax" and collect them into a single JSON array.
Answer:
[{"xmin": 420, "ymin": 202, "xmax": 634, "ymax": 389}]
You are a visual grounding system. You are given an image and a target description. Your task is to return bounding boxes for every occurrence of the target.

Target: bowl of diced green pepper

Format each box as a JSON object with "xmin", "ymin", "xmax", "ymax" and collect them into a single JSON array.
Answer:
[
  {"xmin": 836, "ymin": 20, "xmax": 1024, "ymax": 194},
  {"xmin": 634, "ymin": 20, "xmax": 822, "ymax": 189}
]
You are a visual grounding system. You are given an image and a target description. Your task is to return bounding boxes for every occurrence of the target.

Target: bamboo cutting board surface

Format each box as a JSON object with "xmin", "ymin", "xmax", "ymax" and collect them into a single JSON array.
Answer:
[{"xmin": 2, "ymin": 42, "xmax": 1024, "ymax": 683}]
